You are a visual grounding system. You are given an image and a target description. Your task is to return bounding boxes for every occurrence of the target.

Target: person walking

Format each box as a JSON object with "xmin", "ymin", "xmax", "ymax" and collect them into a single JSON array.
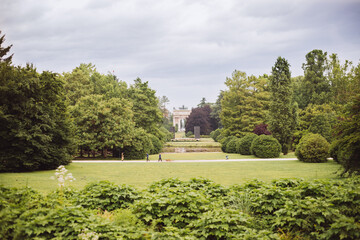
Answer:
[
  {"xmin": 146, "ymin": 153, "xmax": 149, "ymax": 162},
  {"xmin": 121, "ymin": 152, "xmax": 124, "ymax": 161},
  {"xmin": 158, "ymin": 153, "xmax": 162, "ymax": 162}
]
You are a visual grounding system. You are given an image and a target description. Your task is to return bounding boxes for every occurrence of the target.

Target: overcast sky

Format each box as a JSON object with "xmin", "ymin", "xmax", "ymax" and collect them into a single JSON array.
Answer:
[{"xmin": 1, "ymin": 0, "xmax": 360, "ymax": 110}]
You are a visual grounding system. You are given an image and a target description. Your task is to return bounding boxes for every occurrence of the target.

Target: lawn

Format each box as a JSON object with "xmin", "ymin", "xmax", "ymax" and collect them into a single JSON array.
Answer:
[
  {"xmin": 163, "ymin": 141, "xmax": 221, "ymax": 148},
  {"xmin": 0, "ymin": 158, "xmax": 341, "ymax": 193}
]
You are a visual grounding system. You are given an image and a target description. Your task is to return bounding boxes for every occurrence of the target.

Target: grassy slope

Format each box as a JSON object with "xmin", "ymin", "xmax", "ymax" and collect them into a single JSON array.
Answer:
[{"xmin": 0, "ymin": 159, "xmax": 341, "ymax": 193}]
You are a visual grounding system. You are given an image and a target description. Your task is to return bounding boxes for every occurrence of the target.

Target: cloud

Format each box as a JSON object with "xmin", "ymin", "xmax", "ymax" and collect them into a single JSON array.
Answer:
[{"xmin": 1, "ymin": 0, "xmax": 359, "ymax": 110}]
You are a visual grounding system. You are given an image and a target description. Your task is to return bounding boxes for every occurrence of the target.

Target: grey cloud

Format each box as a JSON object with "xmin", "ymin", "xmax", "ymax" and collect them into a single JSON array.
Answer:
[{"xmin": 1, "ymin": 0, "xmax": 359, "ymax": 109}]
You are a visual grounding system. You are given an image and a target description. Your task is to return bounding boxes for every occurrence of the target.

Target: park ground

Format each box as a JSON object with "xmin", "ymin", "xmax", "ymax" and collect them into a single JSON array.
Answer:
[{"xmin": 0, "ymin": 153, "xmax": 341, "ymax": 193}]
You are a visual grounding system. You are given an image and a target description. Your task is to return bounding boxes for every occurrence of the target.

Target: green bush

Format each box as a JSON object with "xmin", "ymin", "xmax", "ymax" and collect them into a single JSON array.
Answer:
[
  {"xmin": 76, "ymin": 181, "xmax": 139, "ymax": 211},
  {"xmin": 210, "ymin": 129, "xmax": 222, "ymax": 142},
  {"xmin": 237, "ymin": 133, "xmax": 258, "ymax": 155},
  {"xmin": 250, "ymin": 135, "xmax": 281, "ymax": 158},
  {"xmin": 150, "ymin": 135, "xmax": 162, "ymax": 154},
  {"xmin": 221, "ymin": 136, "xmax": 237, "ymax": 152},
  {"xmin": 185, "ymin": 131, "xmax": 193, "ymax": 137},
  {"xmin": 1, "ymin": 177, "xmax": 360, "ymax": 239},
  {"xmin": 295, "ymin": 133, "xmax": 330, "ymax": 163},
  {"xmin": 226, "ymin": 138, "xmax": 239, "ymax": 153}
]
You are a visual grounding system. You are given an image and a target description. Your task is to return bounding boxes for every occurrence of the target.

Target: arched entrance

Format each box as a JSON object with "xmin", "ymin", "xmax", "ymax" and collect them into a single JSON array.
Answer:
[{"xmin": 173, "ymin": 108, "xmax": 191, "ymax": 132}]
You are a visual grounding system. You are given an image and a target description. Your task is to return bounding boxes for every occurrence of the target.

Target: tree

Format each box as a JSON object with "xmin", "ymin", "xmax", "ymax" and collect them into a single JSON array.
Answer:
[
  {"xmin": 0, "ymin": 64, "xmax": 73, "ymax": 171},
  {"xmin": 269, "ymin": 57, "xmax": 297, "ymax": 154},
  {"xmin": 210, "ymin": 91, "xmax": 224, "ymax": 128},
  {"xmin": 221, "ymin": 70, "xmax": 269, "ymax": 137},
  {"xmin": 300, "ymin": 49, "xmax": 330, "ymax": 108},
  {"xmin": 185, "ymin": 107, "xmax": 212, "ymax": 135},
  {"xmin": 327, "ymin": 53, "xmax": 353, "ymax": 105},
  {"xmin": 128, "ymin": 78, "xmax": 163, "ymax": 139},
  {"xmin": 197, "ymin": 97, "xmax": 207, "ymax": 108},
  {"xmin": 0, "ymin": 31, "xmax": 13, "ymax": 63},
  {"xmin": 70, "ymin": 95, "xmax": 136, "ymax": 158},
  {"xmin": 331, "ymin": 93, "xmax": 360, "ymax": 176}
]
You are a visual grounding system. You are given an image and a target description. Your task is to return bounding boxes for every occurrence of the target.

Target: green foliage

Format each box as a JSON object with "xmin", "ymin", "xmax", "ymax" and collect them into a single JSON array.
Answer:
[
  {"xmin": 190, "ymin": 208, "xmax": 261, "ymax": 239},
  {"xmin": 220, "ymin": 71, "xmax": 270, "ymax": 137},
  {"xmin": 295, "ymin": 133, "xmax": 330, "ymax": 163},
  {"xmin": 210, "ymin": 128, "xmax": 222, "ymax": 142},
  {"xmin": 0, "ymin": 30, "xmax": 13, "ymax": 63},
  {"xmin": 186, "ymin": 131, "xmax": 193, "ymax": 137},
  {"xmin": 76, "ymin": 181, "xmax": 139, "ymax": 211},
  {"xmin": 0, "ymin": 64, "xmax": 73, "ymax": 172},
  {"xmin": 273, "ymin": 197, "xmax": 340, "ymax": 239},
  {"xmin": 221, "ymin": 136, "xmax": 237, "ymax": 152},
  {"xmin": 237, "ymin": 133, "xmax": 258, "ymax": 155},
  {"xmin": 331, "ymin": 94, "xmax": 360, "ymax": 176},
  {"xmin": 251, "ymin": 135, "xmax": 281, "ymax": 158},
  {"xmin": 150, "ymin": 134, "xmax": 163, "ymax": 154},
  {"xmin": 309, "ymin": 114, "xmax": 332, "ymax": 142},
  {"xmin": 128, "ymin": 78, "xmax": 163, "ymax": 137},
  {"xmin": 226, "ymin": 138, "xmax": 239, "ymax": 153},
  {"xmin": 134, "ymin": 181, "xmax": 211, "ymax": 230},
  {"xmin": 269, "ymin": 57, "xmax": 297, "ymax": 155},
  {"xmin": 300, "ymin": 49, "xmax": 331, "ymax": 108},
  {"xmin": 1, "ymin": 177, "xmax": 360, "ymax": 239}
]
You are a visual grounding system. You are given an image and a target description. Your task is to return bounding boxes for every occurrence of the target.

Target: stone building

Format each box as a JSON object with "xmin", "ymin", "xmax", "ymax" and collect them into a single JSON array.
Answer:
[{"xmin": 173, "ymin": 107, "xmax": 191, "ymax": 132}]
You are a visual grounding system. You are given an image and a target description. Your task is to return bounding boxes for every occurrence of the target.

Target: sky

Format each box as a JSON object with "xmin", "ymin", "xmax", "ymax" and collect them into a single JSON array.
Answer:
[{"xmin": 1, "ymin": 0, "xmax": 360, "ymax": 111}]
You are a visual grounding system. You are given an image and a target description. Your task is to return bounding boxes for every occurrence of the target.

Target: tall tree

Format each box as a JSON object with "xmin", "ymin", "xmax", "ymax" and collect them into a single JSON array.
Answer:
[
  {"xmin": 220, "ymin": 70, "xmax": 269, "ymax": 137},
  {"xmin": 269, "ymin": 57, "xmax": 297, "ymax": 154},
  {"xmin": 327, "ymin": 53, "xmax": 352, "ymax": 105},
  {"xmin": 128, "ymin": 78, "xmax": 163, "ymax": 138},
  {"xmin": 211, "ymin": 91, "xmax": 224, "ymax": 128},
  {"xmin": 300, "ymin": 49, "xmax": 330, "ymax": 108},
  {"xmin": 0, "ymin": 64, "xmax": 73, "ymax": 171},
  {"xmin": 0, "ymin": 31, "xmax": 13, "ymax": 63}
]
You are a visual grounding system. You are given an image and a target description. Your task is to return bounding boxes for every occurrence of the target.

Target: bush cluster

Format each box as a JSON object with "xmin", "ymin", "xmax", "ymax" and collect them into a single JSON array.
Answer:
[
  {"xmin": 237, "ymin": 133, "xmax": 258, "ymax": 155},
  {"xmin": 251, "ymin": 135, "xmax": 282, "ymax": 158},
  {"xmin": 295, "ymin": 133, "xmax": 330, "ymax": 163},
  {"xmin": 221, "ymin": 133, "xmax": 282, "ymax": 158},
  {"xmin": 1, "ymin": 177, "xmax": 359, "ymax": 239}
]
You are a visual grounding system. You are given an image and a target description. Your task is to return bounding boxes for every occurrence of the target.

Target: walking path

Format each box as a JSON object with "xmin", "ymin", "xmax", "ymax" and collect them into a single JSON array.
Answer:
[{"xmin": 72, "ymin": 158, "xmax": 298, "ymax": 163}]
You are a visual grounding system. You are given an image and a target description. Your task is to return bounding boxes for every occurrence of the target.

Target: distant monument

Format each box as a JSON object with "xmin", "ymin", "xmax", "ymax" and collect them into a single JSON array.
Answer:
[
  {"xmin": 194, "ymin": 126, "xmax": 200, "ymax": 139},
  {"xmin": 173, "ymin": 106, "xmax": 191, "ymax": 132}
]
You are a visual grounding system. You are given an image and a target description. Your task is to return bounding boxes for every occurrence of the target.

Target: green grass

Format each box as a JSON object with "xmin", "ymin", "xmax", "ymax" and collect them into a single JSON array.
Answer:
[
  {"xmin": 150, "ymin": 152, "xmax": 296, "ymax": 160},
  {"xmin": 0, "ymin": 158, "xmax": 341, "ymax": 193},
  {"xmin": 164, "ymin": 141, "xmax": 221, "ymax": 148}
]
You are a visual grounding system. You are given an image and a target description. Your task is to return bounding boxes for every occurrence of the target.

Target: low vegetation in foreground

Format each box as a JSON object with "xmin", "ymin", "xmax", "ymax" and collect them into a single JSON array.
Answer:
[{"xmin": 1, "ymin": 175, "xmax": 359, "ymax": 239}]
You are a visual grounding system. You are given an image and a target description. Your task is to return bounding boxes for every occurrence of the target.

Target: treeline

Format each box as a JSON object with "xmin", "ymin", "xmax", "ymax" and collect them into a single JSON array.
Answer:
[
  {"xmin": 0, "ymin": 32, "xmax": 170, "ymax": 172},
  {"xmin": 207, "ymin": 49, "xmax": 359, "ymax": 175}
]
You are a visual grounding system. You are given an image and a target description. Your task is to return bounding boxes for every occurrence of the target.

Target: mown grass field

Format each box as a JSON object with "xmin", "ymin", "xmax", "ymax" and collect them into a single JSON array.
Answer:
[{"xmin": 0, "ymin": 158, "xmax": 341, "ymax": 193}]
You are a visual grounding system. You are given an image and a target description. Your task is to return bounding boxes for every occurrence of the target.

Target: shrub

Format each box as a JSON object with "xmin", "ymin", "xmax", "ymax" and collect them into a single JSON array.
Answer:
[
  {"xmin": 150, "ymin": 135, "xmax": 162, "ymax": 154},
  {"xmin": 226, "ymin": 138, "xmax": 239, "ymax": 153},
  {"xmin": 220, "ymin": 136, "xmax": 237, "ymax": 152},
  {"xmin": 189, "ymin": 209, "xmax": 261, "ymax": 239},
  {"xmin": 295, "ymin": 133, "xmax": 330, "ymax": 163},
  {"xmin": 250, "ymin": 135, "xmax": 281, "ymax": 158},
  {"xmin": 76, "ymin": 181, "xmax": 139, "ymax": 211},
  {"xmin": 237, "ymin": 133, "xmax": 258, "ymax": 155},
  {"xmin": 210, "ymin": 129, "xmax": 222, "ymax": 142},
  {"xmin": 185, "ymin": 131, "xmax": 193, "ymax": 137}
]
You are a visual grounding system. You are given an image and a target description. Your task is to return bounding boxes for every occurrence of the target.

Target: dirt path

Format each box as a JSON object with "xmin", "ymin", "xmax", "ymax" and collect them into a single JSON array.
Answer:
[{"xmin": 72, "ymin": 158, "xmax": 298, "ymax": 163}]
